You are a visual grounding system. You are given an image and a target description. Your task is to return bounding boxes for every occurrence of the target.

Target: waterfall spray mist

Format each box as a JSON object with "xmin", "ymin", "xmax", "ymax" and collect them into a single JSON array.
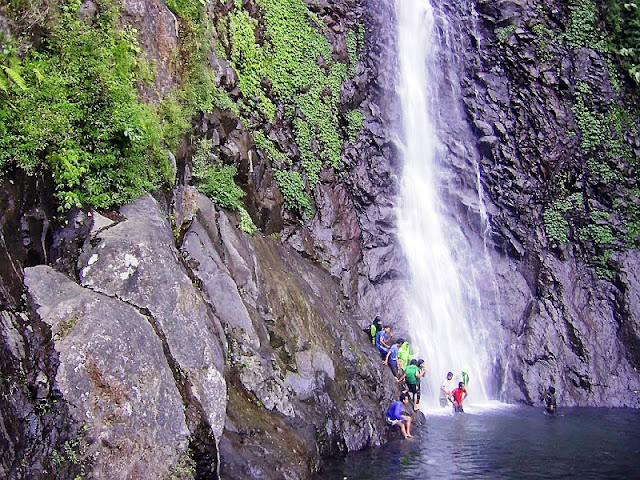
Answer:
[{"xmin": 395, "ymin": 0, "xmax": 491, "ymax": 405}]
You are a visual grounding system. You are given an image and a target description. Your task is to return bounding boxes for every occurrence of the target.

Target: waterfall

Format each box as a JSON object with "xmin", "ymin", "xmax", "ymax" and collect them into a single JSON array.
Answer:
[{"xmin": 395, "ymin": 0, "xmax": 492, "ymax": 405}]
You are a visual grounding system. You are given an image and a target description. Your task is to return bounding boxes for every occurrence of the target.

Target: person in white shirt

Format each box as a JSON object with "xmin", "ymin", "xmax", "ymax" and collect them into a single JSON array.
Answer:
[{"xmin": 439, "ymin": 371, "xmax": 453, "ymax": 407}]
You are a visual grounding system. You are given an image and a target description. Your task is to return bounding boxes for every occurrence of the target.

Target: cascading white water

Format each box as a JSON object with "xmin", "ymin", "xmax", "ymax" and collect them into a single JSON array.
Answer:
[{"xmin": 395, "ymin": 0, "xmax": 491, "ymax": 405}]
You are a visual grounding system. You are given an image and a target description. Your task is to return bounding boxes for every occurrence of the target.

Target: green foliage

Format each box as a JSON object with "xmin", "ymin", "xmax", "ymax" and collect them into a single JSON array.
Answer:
[
  {"xmin": 596, "ymin": 250, "xmax": 617, "ymax": 281},
  {"xmin": 532, "ymin": 23, "xmax": 555, "ymax": 61},
  {"xmin": 225, "ymin": 0, "xmax": 350, "ymax": 186},
  {"xmin": 253, "ymin": 130, "xmax": 287, "ymax": 166},
  {"xmin": 572, "ymin": 84, "xmax": 607, "ymax": 152},
  {"xmin": 565, "ymin": 0, "xmax": 606, "ymax": 50},
  {"xmin": 604, "ymin": 0, "xmax": 640, "ymax": 86},
  {"xmin": 543, "ymin": 194, "xmax": 582, "ymax": 245},
  {"xmin": 346, "ymin": 25, "xmax": 364, "ymax": 77},
  {"xmin": 543, "ymin": 208, "xmax": 569, "ymax": 245},
  {"xmin": 0, "ymin": 1, "xmax": 172, "ymax": 210},
  {"xmin": 345, "ymin": 108, "xmax": 363, "ymax": 143},
  {"xmin": 495, "ymin": 25, "xmax": 517, "ymax": 44},
  {"xmin": 273, "ymin": 169, "xmax": 313, "ymax": 217},
  {"xmin": 587, "ymin": 158, "xmax": 619, "ymax": 183},
  {"xmin": 579, "ymin": 223, "xmax": 616, "ymax": 244},
  {"xmin": 620, "ymin": 190, "xmax": 640, "ymax": 247},
  {"xmin": 168, "ymin": 451, "xmax": 196, "ymax": 480},
  {"xmin": 238, "ymin": 206, "xmax": 257, "ymax": 235},
  {"xmin": 191, "ymin": 139, "xmax": 245, "ymax": 210}
]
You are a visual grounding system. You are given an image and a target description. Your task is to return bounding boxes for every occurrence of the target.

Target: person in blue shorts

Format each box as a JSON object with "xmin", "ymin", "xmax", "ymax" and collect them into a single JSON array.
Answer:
[{"xmin": 385, "ymin": 392, "xmax": 413, "ymax": 439}]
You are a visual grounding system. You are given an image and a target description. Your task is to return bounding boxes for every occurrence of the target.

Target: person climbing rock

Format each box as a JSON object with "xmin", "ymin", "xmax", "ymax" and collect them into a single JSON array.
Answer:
[
  {"xmin": 439, "ymin": 371, "xmax": 454, "ymax": 407},
  {"xmin": 451, "ymin": 382, "xmax": 467, "ymax": 413},
  {"xmin": 369, "ymin": 315, "xmax": 383, "ymax": 344},
  {"xmin": 396, "ymin": 340, "xmax": 415, "ymax": 375},
  {"xmin": 385, "ymin": 392, "xmax": 413, "ymax": 439},
  {"xmin": 375, "ymin": 325, "xmax": 392, "ymax": 357},
  {"xmin": 544, "ymin": 386, "xmax": 557, "ymax": 414},
  {"xmin": 398, "ymin": 359, "xmax": 426, "ymax": 410},
  {"xmin": 384, "ymin": 338, "xmax": 405, "ymax": 378}
]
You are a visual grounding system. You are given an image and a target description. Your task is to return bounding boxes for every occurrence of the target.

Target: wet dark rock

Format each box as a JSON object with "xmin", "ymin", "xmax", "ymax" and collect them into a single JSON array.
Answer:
[{"xmin": 120, "ymin": 0, "xmax": 179, "ymax": 101}]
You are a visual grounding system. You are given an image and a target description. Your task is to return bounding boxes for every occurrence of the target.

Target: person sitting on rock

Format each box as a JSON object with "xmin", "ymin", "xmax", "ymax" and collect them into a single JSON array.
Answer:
[
  {"xmin": 544, "ymin": 386, "xmax": 556, "ymax": 414},
  {"xmin": 384, "ymin": 338, "xmax": 405, "ymax": 378},
  {"xmin": 451, "ymin": 382, "xmax": 468, "ymax": 413},
  {"xmin": 385, "ymin": 392, "xmax": 413, "ymax": 439},
  {"xmin": 375, "ymin": 325, "xmax": 392, "ymax": 358}
]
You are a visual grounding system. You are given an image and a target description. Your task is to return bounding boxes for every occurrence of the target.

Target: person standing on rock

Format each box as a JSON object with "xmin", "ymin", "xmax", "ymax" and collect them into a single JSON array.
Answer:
[
  {"xmin": 398, "ymin": 359, "xmax": 426, "ymax": 411},
  {"xmin": 375, "ymin": 325, "xmax": 392, "ymax": 358},
  {"xmin": 384, "ymin": 338, "xmax": 405, "ymax": 378},
  {"xmin": 385, "ymin": 392, "xmax": 414, "ymax": 439},
  {"xmin": 369, "ymin": 315, "xmax": 383, "ymax": 344},
  {"xmin": 451, "ymin": 382, "xmax": 468, "ymax": 413}
]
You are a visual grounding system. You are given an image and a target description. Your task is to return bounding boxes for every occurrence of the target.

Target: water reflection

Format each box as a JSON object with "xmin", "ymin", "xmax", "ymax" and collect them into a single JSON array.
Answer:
[{"xmin": 317, "ymin": 407, "xmax": 640, "ymax": 479}]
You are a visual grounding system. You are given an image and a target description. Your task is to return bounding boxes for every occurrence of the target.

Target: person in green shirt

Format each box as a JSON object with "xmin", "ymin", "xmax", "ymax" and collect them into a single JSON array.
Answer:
[{"xmin": 398, "ymin": 359, "xmax": 426, "ymax": 411}]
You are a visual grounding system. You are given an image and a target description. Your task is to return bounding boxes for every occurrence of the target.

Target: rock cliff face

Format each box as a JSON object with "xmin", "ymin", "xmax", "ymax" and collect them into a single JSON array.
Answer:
[
  {"xmin": 1, "ymin": 0, "xmax": 639, "ymax": 478},
  {"xmin": 427, "ymin": 0, "xmax": 640, "ymax": 407}
]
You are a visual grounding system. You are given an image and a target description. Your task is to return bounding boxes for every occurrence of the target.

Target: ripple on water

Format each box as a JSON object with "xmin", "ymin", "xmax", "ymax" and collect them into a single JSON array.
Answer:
[{"xmin": 316, "ymin": 407, "xmax": 640, "ymax": 480}]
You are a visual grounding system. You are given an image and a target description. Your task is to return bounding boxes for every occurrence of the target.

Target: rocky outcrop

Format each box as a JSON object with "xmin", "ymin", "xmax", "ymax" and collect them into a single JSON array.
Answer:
[
  {"xmin": 24, "ymin": 266, "xmax": 190, "ymax": 479},
  {"xmin": 1, "ymin": 186, "xmax": 400, "ymax": 479},
  {"xmin": 426, "ymin": 0, "xmax": 640, "ymax": 406}
]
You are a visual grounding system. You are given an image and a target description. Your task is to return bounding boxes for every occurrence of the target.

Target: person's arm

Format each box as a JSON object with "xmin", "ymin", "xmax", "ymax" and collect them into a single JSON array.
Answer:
[
  {"xmin": 381, "ymin": 335, "xmax": 391, "ymax": 348},
  {"xmin": 384, "ymin": 349, "xmax": 391, "ymax": 365}
]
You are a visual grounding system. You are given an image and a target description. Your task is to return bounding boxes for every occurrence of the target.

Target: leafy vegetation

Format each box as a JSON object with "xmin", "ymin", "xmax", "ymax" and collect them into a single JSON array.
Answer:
[
  {"xmin": 224, "ymin": 0, "xmax": 353, "ymax": 188},
  {"xmin": 345, "ymin": 108, "xmax": 363, "ymax": 143},
  {"xmin": 191, "ymin": 139, "xmax": 244, "ymax": 210},
  {"xmin": 0, "ymin": 1, "xmax": 173, "ymax": 210},
  {"xmin": 191, "ymin": 138, "xmax": 257, "ymax": 234},
  {"xmin": 273, "ymin": 169, "xmax": 313, "ymax": 217},
  {"xmin": 495, "ymin": 25, "xmax": 517, "ymax": 44},
  {"xmin": 604, "ymin": 0, "xmax": 640, "ymax": 85},
  {"xmin": 543, "ymin": 194, "xmax": 582, "ymax": 245},
  {"xmin": 565, "ymin": 0, "xmax": 606, "ymax": 50}
]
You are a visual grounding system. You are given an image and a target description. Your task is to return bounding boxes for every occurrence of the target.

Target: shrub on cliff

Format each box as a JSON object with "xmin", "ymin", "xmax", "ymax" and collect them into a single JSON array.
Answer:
[{"xmin": 0, "ymin": 0, "xmax": 173, "ymax": 210}]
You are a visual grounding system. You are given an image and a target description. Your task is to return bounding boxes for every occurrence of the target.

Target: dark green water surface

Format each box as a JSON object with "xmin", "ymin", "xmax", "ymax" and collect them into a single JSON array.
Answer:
[{"xmin": 316, "ymin": 405, "xmax": 640, "ymax": 479}]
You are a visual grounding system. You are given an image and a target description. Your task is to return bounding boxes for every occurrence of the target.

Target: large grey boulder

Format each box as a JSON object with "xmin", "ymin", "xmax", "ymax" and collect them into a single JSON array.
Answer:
[
  {"xmin": 24, "ymin": 266, "xmax": 189, "ymax": 479},
  {"xmin": 77, "ymin": 195, "xmax": 227, "ymax": 468}
]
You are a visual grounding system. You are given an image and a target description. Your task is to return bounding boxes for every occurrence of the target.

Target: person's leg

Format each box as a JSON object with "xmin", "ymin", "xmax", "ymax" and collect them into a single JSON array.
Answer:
[
  {"xmin": 389, "ymin": 362, "xmax": 398, "ymax": 378},
  {"xmin": 398, "ymin": 422, "xmax": 408, "ymax": 439},
  {"xmin": 404, "ymin": 415, "xmax": 413, "ymax": 437}
]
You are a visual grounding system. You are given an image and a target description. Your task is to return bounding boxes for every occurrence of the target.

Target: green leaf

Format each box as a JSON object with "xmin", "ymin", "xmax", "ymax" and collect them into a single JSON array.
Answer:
[
  {"xmin": 2, "ymin": 66, "xmax": 27, "ymax": 90},
  {"xmin": 32, "ymin": 67, "xmax": 44, "ymax": 83}
]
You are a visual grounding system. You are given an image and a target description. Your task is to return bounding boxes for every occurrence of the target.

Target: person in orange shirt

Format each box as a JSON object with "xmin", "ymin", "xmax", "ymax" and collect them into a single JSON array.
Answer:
[{"xmin": 451, "ymin": 382, "xmax": 468, "ymax": 413}]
